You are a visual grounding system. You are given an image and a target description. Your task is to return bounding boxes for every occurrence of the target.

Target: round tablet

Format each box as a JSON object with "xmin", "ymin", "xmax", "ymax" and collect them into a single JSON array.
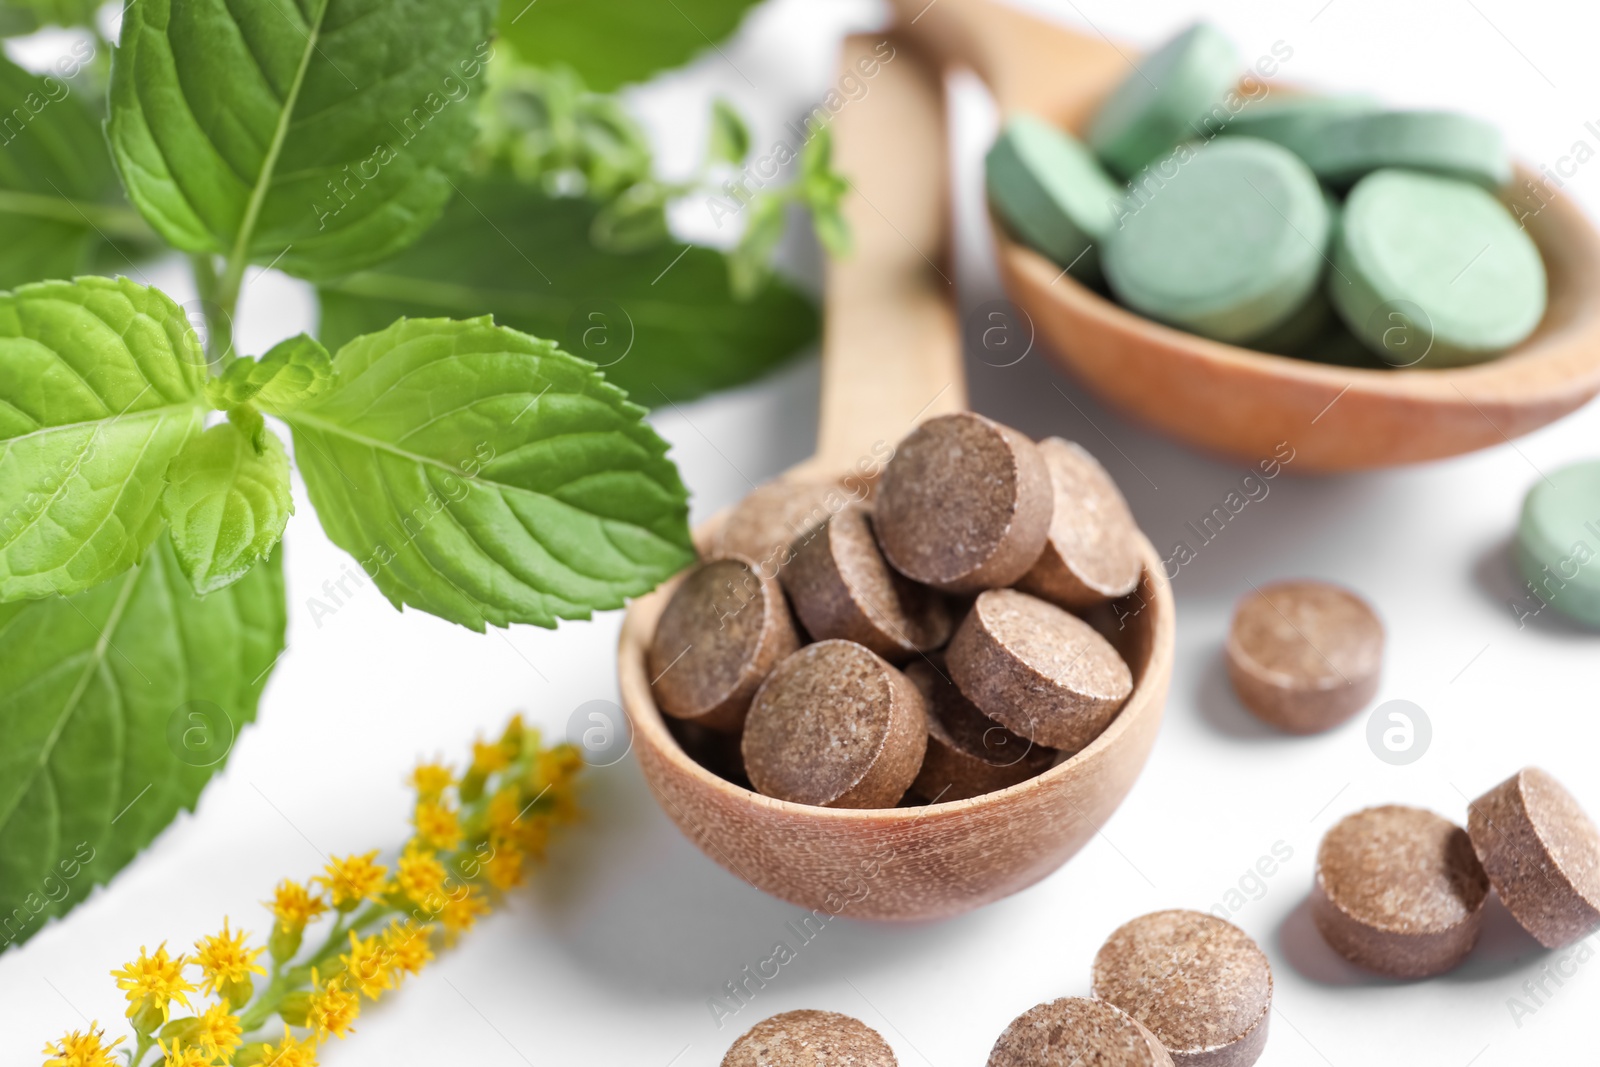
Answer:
[
  {"xmin": 781, "ymin": 503, "xmax": 954, "ymax": 662},
  {"xmin": 1092, "ymin": 910, "xmax": 1272, "ymax": 1067},
  {"xmin": 946, "ymin": 588, "xmax": 1133, "ymax": 750},
  {"xmin": 1218, "ymin": 93, "xmax": 1379, "ymax": 161},
  {"xmin": 1088, "ymin": 21, "xmax": 1241, "ymax": 177},
  {"xmin": 1312, "ymin": 805, "xmax": 1490, "ymax": 978},
  {"xmin": 904, "ymin": 658, "xmax": 1056, "ymax": 802},
  {"xmin": 722, "ymin": 1010, "xmax": 896, "ymax": 1067},
  {"xmin": 1248, "ymin": 283, "xmax": 1335, "ymax": 357},
  {"xmin": 1466, "ymin": 768, "xmax": 1600, "ymax": 949},
  {"xmin": 987, "ymin": 114, "xmax": 1124, "ymax": 281},
  {"xmin": 1329, "ymin": 169, "xmax": 1547, "ymax": 368},
  {"xmin": 988, "ymin": 997, "xmax": 1172, "ymax": 1067},
  {"xmin": 1103, "ymin": 137, "xmax": 1331, "ymax": 343},
  {"xmin": 649, "ymin": 557, "xmax": 801, "ymax": 732},
  {"xmin": 742, "ymin": 640, "xmax": 929, "ymax": 809},
  {"xmin": 710, "ymin": 478, "xmax": 846, "ymax": 572},
  {"xmin": 1515, "ymin": 460, "xmax": 1600, "ymax": 627},
  {"xmin": 1225, "ymin": 579, "xmax": 1383, "ymax": 735},
  {"xmin": 1301, "ymin": 110, "xmax": 1510, "ymax": 190},
  {"xmin": 874, "ymin": 413, "xmax": 1053, "ymax": 594},
  {"xmin": 1017, "ymin": 437, "xmax": 1143, "ymax": 609}
]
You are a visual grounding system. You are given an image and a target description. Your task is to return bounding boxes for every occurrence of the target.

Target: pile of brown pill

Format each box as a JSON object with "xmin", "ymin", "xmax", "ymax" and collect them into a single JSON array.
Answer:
[
  {"xmin": 719, "ymin": 909, "xmax": 1274, "ymax": 1067},
  {"xmin": 1313, "ymin": 766, "xmax": 1600, "ymax": 977},
  {"xmin": 648, "ymin": 411, "xmax": 1146, "ymax": 808}
]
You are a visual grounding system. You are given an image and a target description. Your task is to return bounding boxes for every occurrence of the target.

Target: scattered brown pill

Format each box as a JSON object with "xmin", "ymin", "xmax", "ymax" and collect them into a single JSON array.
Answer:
[
  {"xmin": 1225, "ymin": 580, "xmax": 1383, "ymax": 734},
  {"xmin": 648, "ymin": 556, "xmax": 801, "ymax": 732},
  {"xmin": 946, "ymin": 588, "xmax": 1133, "ymax": 750},
  {"xmin": 875, "ymin": 412, "xmax": 1053, "ymax": 594},
  {"xmin": 904, "ymin": 658, "xmax": 1056, "ymax": 802},
  {"xmin": 1017, "ymin": 437, "xmax": 1143, "ymax": 609},
  {"xmin": 708, "ymin": 478, "xmax": 851, "ymax": 569},
  {"xmin": 1312, "ymin": 804, "xmax": 1489, "ymax": 978},
  {"xmin": 781, "ymin": 504, "xmax": 955, "ymax": 662},
  {"xmin": 1092, "ymin": 910, "xmax": 1271, "ymax": 1067},
  {"xmin": 722, "ymin": 1009, "xmax": 897, "ymax": 1067},
  {"xmin": 742, "ymin": 640, "xmax": 929, "ymax": 808},
  {"xmin": 987, "ymin": 997, "xmax": 1173, "ymax": 1067},
  {"xmin": 1467, "ymin": 767, "xmax": 1600, "ymax": 949}
]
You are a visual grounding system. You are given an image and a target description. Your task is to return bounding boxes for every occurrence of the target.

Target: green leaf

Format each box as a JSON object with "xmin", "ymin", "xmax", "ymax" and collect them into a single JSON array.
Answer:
[
  {"xmin": 0, "ymin": 277, "xmax": 207, "ymax": 603},
  {"xmin": 280, "ymin": 316, "xmax": 694, "ymax": 631},
  {"xmin": 0, "ymin": 51, "xmax": 153, "ymax": 290},
  {"xmin": 590, "ymin": 181, "xmax": 670, "ymax": 253},
  {"xmin": 0, "ymin": 0, "xmax": 100, "ymax": 37},
  {"xmin": 207, "ymin": 334, "xmax": 334, "ymax": 410},
  {"xmin": 161, "ymin": 421, "xmax": 293, "ymax": 595},
  {"xmin": 708, "ymin": 98, "xmax": 751, "ymax": 164},
  {"xmin": 107, "ymin": 0, "xmax": 497, "ymax": 282},
  {"xmin": 316, "ymin": 177, "xmax": 818, "ymax": 404},
  {"xmin": 499, "ymin": 0, "xmax": 762, "ymax": 92},
  {"xmin": 0, "ymin": 533, "xmax": 286, "ymax": 952},
  {"xmin": 728, "ymin": 194, "xmax": 786, "ymax": 300}
]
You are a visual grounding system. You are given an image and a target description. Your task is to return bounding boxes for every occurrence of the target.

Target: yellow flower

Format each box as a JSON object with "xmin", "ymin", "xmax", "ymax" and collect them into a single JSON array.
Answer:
[
  {"xmin": 41, "ymin": 1024, "xmax": 123, "ymax": 1067},
  {"xmin": 307, "ymin": 969, "xmax": 359, "ymax": 1041},
  {"xmin": 316, "ymin": 852, "xmax": 388, "ymax": 910},
  {"xmin": 407, "ymin": 761, "xmax": 454, "ymax": 799},
  {"xmin": 484, "ymin": 839, "xmax": 526, "ymax": 891},
  {"xmin": 193, "ymin": 1001, "xmax": 243, "ymax": 1062},
  {"xmin": 470, "ymin": 738, "xmax": 509, "ymax": 775},
  {"xmin": 437, "ymin": 886, "xmax": 491, "ymax": 941},
  {"xmin": 486, "ymin": 788, "xmax": 521, "ymax": 838},
  {"xmin": 339, "ymin": 931, "xmax": 396, "ymax": 1000},
  {"xmin": 498, "ymin": 713, "xmax": 527, "ymax": 759},
  {"xmin": 412, "ymin": 800, "xmax": 462, "ymax": 852},
  {"xmin": 110, "ymin": 943, "xmax": 195, "ymax": 1024},
  {"xmin": 266, "ymin": 879, "xmax": 328, "ymax": 931},
  {"xmin": 382, "ymin": 920, "xmax": 434, "ymax": 980},
  {"xmin": 156, "ymin": 1037, "xmax": 210, "ymax": 1067},
  {"xmin": 193, "ymin": 917, "xmax": 267, "ymax": 997},
  {"xmin": 395, "ymin": 845, "xmax": 448, "ymax": 908},
  {"xmin": 259, "ymin": 1026, "xmax": 318, "ymax": 1067}
]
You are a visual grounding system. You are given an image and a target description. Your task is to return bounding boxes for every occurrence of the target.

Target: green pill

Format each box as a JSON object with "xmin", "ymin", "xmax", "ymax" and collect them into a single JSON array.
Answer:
[
  {"xmin": 1088, "ymin": 22, "xmax": 1240, "ymax": 177},
  {"xmin": 986, "ymin": 114, "xmax": 1125, "ymax": 282},
  {"xmin": 1103, "ymin": 137, "xmax": 1331, "ymax": 343},
  {"xmin": 1218, "ymin": 93, "xmax": 1379, "ymax": 162},
  {"xmin": 1516, "ymin": 460, "xmax": 1600, "ymax": 628},
  {"xmin": 1329, "ymin": 169, "xmax": 1546, "ymax": 368},
  {"xmin": 1301, "ymin": 110, "xmax": 1511, "ymax": 190}
]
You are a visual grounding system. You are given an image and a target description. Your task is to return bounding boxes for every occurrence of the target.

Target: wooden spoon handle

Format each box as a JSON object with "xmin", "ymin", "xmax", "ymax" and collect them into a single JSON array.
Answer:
[
  {"xmin": 884, "ymin": 0, "xmax": 1124, "ymax": 122},
  {"xmin": 803, "ymin": 33, "xmax": 965, "ymax": 480}
]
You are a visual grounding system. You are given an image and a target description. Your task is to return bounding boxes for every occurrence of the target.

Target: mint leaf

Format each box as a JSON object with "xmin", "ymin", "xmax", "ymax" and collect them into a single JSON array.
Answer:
[
  {"xmin": 208, "ymin": 334, "xmax": 334, "ymax": 410},
  {"xmin": 0, "ymin": 0, "xmax": 99, "ymax": 36},
  {"xmin": 0, "ymin": 277, "xmax": 207, "ymax": 602},
  {"xmin": 0, "ymin": 534, "xmax": 285, "ymax": 952},
  {"xmin": 107, "ymin": 0, "xmax": 497, "ymax": 281},
  {"xmin": 709, "ymin": 98, "xmax": 751, "ymax": 164},
  {"xmin": 161, "ymin": 422, "xmax": 293, "ymax": 595},
  {"xmin": 280, "ymin": 316, "xmax": 694, "ymax": 631},
  {"xmin": 317, "ymin": 178, "xmax": 818, "ymax": 404},
  {"xmin": 499, "ymin": 0, "xmax": 762, "ymax": 92}
]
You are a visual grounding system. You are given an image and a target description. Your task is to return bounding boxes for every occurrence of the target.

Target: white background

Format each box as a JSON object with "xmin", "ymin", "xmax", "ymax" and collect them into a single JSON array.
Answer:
[{"xmin": 5, "ymin": 0, "xmax": 1600, "ymax": 1064}]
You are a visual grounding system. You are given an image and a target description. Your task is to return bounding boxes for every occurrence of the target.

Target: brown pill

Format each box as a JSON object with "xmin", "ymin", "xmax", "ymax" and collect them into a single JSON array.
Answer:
[
  {"xmin": 707, "ymin": 478, "xmax": 850, "ymax": 569},
  {"xmin": 988, "ymin": 997, "xmax": 1173, "ymax": 1067},
  {"xmin": 1017, "ymin": 437, "xmax": 1143, "ymax": 609},
  {"xmin": 648, "ymin": 556, "xmax": 801, "ymax": 732},
  {"xmin": 904, "ymin": 659, "xmax": 1056, "ymax": 802},
  {"xmin": 1466, "ymin": 767, "xmax": 1600, "ymax": 949},
  {"xmin": 723, "ymin": 1009, "xmax": 896, "ymax": 1067},
  {"xmin": 1225, "ymin": 580, "xmax": 1383, "ymax": 734},
  {"xmin": 742, "ymin": 640, "xmax": 929, "ymax": 808},
  {"xmin": 946, "ymin": 588, "xmax": 1133, "ymax": 750},
  {"xmin": 1312, "ymin": 805, "xmax": 1489, "ymax": 978},
  {"xmin": 1092, "ymin": 910, "xmax": 1272, "ymax": 1067},
  {"xmin": 874, "ymin": 412, "xmax": 1053, "ymax": 594},
  {"xmin": 781, "ymin": 504, "xmax": 954, "ymax": 662}
]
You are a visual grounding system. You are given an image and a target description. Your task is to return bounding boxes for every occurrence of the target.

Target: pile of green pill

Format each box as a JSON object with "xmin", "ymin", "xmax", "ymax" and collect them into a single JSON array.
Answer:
[{"xmin": 986, "ymin": 22, "xmax": 1548, "ymax": 369}]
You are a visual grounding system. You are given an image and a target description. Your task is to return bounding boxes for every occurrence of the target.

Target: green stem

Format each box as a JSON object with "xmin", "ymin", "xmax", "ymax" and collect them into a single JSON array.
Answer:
[
  {"xmin": 126, "ymin": 1032, "xmax": 154, "ymax": 1067},
  {"xmin": 0, "ymin": 190, "xmax": 154, "ymax": 241},
  {"xmin": 189, "ymin": 253, "xmax": 233, "ymax": 367}
]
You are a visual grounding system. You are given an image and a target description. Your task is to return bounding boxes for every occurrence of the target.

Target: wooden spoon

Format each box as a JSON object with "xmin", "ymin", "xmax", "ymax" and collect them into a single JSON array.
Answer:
[
  {"xmin": 891, "ymin": 0, "xmax": 1600, "ymax": 472},
  {"xmin": 616, "ymin": 33, "xmax": 1174, "ymax": 921}
]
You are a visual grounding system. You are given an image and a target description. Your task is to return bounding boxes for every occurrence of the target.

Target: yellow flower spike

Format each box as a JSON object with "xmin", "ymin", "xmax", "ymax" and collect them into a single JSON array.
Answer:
[
  {"xmin": 407, "ymin": 760, "xmax": 454, "ymax": 799},
  {"xmin": 437, "ymin": 886, "xmax": 491, "ymax": 942},
  {"xmin": 192, "ymin": 1001, "xmax": 243, "ymax": 1062},
  {"xmin": 412, "ymin": 799, "xmax": 463, "ymax": 852},
  {"xmin": 265, "ymin": 880, "xmax": 328, "ymax": 931},
  {"xmin": 155, "ymin": 1037, "xmax": 210, "ymax": 1067},
  {"xmin": 193, "ymin": 918, "xmax": 267, "ymax": 1000},
  {"xmin": 111, "ymin": 943, "xmax": 196, "ymax": 1027},
  {"xmin": 41, "ymin": 1024, "xmax": 123, "ymax": 1067},
  {"xmin": 485, "ymin": 788, "xmax": 521, "ymax": 838},
  {"xmin": 497, "ymin": 713, "xmax": 525, "ymax": 760},
  {"xmin": 483, "ymin": 839, "xmax": 527, "ymax": 891},
  {"xmin": 395, "ymin": 845, "xmax": 447, "ymax": 908},
  {"xmin": 338, "ymin": 931, "xmax": 396, "ymax": 1001},
  {"xmin": 306, "ymin": 969, "xmax": 359, "ymax": 1042},
  {"xmin": 315, "ymin": 852, "xmax": 389, "ymax": 911},
  {"xmin": 259, "ymin": 1026, "xmax": 318, "ymax": 1067},
  {"xmin": 469, "ymin": 738, "xmax": 509, "ymax": 776},
  {"xmin": 381, "ymin": 920, "xmax": 434, "ymax": 981}
]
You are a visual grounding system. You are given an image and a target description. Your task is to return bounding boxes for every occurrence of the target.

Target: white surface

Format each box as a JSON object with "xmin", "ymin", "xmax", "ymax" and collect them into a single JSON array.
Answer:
[{"xmin": 5, "ymin": 0, "xmax": 1600, "ymax": 1063}]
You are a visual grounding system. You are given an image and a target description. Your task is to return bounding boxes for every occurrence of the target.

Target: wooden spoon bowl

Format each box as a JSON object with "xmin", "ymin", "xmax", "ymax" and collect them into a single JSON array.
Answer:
[
  {"xmin": 615, "ymin": 34, "xmax": 1175, "ymax": 921},
  {"xmin": 895, "ymin": 0, "xmax": 1600, "ymax": 472}
]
